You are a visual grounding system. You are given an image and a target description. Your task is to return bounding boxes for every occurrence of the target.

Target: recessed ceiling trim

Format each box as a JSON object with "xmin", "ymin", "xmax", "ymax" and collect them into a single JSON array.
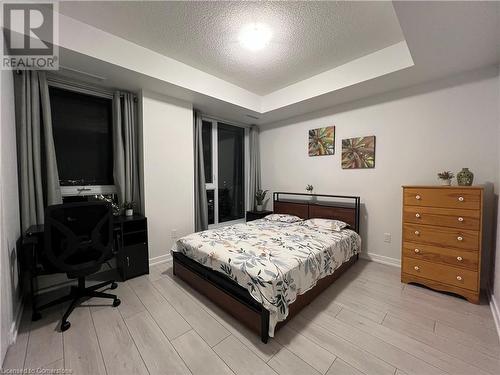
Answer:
[
  {"xmin": 262, "ymin": 41, "xmax": 414, "ymax": 112},
  {"xmin": 43, "ymin": 1, "xmax": 499, "ymax": 126},
  {"xmin": 58, "ymin": 13, "xmax": 263, "ymax": 112},
  {"xmin": 54, "ymin": 12, "xmax": 415, "ymax": 116},
  {"xmin": 59, "ymin": 65, "xmax": 107, "ymax": 81},
  {"xmin": 58, "ymin": 1, "xmax": 406, "ymax": 95}
]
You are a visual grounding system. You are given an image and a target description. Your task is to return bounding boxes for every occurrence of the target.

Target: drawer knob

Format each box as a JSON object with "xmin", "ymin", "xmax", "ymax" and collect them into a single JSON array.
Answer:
[
  {"xmin": 414, "ymin": 266, "xmax": 420, "ymax": 271},
  {"xmin": 414, "ymin": 231, "xmax": 420, "ymax": 235},
  {"xmin": 414, "ymin": 248, "xmax": 420, "ymax": 253},
  {"xmin": 457, "ymin": 256, "xmax": 463, "ymax": 261},
  {"xmin": 415, "ymin": 213, "xmax": 421, "ymax": 218},
  {"xmin": 456, "ymin": 276, "xmax": 462, "ymax": 281},
  {"xmin": 457, "ymin": 236, "xmax": 463, "ymax": 241},
  {"xmin": 458, "ymin": 196, "xmax": 464, "ymax": 202},
  {"xmin": 458, "ymin": 217, "xmax": 464, "ymax": 222},
  {"xmin": 415, "ymin": 195, "xmax": 421, "ymax": 200}
]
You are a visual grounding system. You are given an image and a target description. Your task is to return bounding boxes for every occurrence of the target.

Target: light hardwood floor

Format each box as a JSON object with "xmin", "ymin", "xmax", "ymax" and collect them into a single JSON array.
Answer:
[{"xmin": 2, "ymin": 259, "xmax": 499, "ymax": 375}]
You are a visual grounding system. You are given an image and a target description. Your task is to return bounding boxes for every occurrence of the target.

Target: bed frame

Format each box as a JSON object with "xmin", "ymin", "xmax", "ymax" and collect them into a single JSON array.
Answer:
[{"xmin": 173, "ymin": 192, "xmax": 361, "ymax": 343}]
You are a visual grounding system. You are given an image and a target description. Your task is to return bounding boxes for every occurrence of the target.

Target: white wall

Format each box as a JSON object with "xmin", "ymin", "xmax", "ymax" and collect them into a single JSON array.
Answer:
[
  {"xmin": 141, "ymin": 91, "xmax": 194, "ymax": 263},
  {"xmin": 492, "ymin": 66, "xmax": 500, "ymax": 332},
  {"xmin": 0, "ymin": 70, "xmax": 22, "ymax": 363},
  {"xmin": 260, "ymin": 67, "xmax": 499, "ymax": 265}
]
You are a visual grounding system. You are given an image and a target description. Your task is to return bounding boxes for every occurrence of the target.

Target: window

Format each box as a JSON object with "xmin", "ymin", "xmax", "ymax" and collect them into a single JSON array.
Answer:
[
  {"xmin": 202, "ymin": 119, "xmax": 247, "ymax": 227},
  {"xmin": 49, "ymin": 86, "xmax": 114, "ymax": 195}
]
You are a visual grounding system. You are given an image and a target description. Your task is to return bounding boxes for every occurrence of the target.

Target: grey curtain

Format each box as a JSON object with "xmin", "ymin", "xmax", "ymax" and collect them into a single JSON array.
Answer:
[
  {"xmin": 14, "ymin": 71, "xmax": 62, "ymax": 232},
  {"xmin": 194, "ymin": 111, "xmax": 208, "ymax": 231},
  {"xmin": 113, "ymin": 92, "xmax": 141, "ymax": 213},
  {"xmin": 231, "ymin": 129, "xmax": 244, "ymax": 218},
  {"xmin": 248, "ymin": 125, "xmax": 261, "ymax": 210}
]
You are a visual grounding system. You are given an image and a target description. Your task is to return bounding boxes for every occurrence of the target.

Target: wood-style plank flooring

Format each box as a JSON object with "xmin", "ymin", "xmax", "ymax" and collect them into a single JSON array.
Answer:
[{"xmin": 2, "ymin": 259, "xmax": 499, "ymax": 375}]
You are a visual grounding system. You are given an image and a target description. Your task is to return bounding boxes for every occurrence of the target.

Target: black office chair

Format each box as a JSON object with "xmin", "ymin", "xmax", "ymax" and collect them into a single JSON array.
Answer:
[{"xmin": 37, "ymin": 202, "xmax": 120, "ymax": 331}]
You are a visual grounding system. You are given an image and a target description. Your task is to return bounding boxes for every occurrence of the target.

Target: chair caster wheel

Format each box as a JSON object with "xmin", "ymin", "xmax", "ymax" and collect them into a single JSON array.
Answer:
[
  {"xmin": 61, "ymin": 321, "xmax": 71, "ymax": 332},
  {"xmin": 110, "ymin": 282, "xmax": 118, "ymax": 290},
  {"xmin": 113, "ymin": 298, "xmax": 121, "ymax": 307},
  {"xmin": 32, "ymin": 312, "xmax": 42, "ymax": 321}
]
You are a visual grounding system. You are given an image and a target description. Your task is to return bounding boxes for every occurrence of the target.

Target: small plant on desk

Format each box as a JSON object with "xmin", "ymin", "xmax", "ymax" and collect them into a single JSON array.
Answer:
[
  {"xmin": 255, "ymin": 189, "xmax": 268, "ymax": 212},
  {"xmin": 306, "ymin": 184, "xmax": 314, "ymax": 194},
  {"xmin": 123, "ymin": 201, "xmax": 135, "ymax": 216}
]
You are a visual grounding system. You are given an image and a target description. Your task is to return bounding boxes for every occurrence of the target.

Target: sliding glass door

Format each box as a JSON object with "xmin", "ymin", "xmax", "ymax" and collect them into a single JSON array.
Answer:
[
  {"xmin": 217, "ymin": 123, "xmax": 245, "ymax": 223},
  {"xmin": 202, "ymin": 119, "xmax": 247, "ymax": 227}
]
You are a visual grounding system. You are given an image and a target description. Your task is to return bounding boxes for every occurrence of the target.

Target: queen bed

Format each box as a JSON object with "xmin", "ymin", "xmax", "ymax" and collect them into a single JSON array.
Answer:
[{"xmin": 172, "ymin": 192, "xmax": 361, "ymax": 342}]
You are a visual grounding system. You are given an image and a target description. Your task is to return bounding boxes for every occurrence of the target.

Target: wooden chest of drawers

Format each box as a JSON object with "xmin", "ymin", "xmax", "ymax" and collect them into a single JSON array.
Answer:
[{"xmin": 401, "ymin": 186, "xmax": 483, "ymax": 304}]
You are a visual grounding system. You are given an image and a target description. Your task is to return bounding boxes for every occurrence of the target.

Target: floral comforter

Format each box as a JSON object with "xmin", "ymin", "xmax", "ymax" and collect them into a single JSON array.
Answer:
[{"xmin": 171, "ymin": 219, "xmax": 361, "ymax": 336}]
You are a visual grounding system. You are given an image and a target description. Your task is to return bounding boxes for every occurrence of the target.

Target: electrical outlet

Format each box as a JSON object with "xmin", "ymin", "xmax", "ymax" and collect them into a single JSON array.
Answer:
[
  {"xmin": 171, "ymin": 229, "xmax": 178, "ymax": 239},
  {"xmin": 384, "ymin": 233, "xmax": 392, "ymax": 243}
]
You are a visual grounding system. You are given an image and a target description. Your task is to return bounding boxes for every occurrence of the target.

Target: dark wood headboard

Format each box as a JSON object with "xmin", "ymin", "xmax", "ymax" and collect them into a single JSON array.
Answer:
[{"xmin": 273, "ymin": 192, "xmax": 360, "ymax": 233}]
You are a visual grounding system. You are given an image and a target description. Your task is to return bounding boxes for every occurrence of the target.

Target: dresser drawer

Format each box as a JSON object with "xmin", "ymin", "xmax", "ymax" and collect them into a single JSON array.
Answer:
[
  {"xmin": 402, "ymin": 257, "xmax": 478, "ymax": 291},
  {"xmin": 403, "ymin": 206, "xmax": 480, "ymax": 231},
  {"xmin": 403, "ymin": 223, "xmax": 479, "ymax": 251},
  {"xmin": 403, "ymin": 188, "xmax": 481, "ymax": 210},
  {"xmin": 402, "ymin": 242, "xmax": 478, "ymax": 270}
]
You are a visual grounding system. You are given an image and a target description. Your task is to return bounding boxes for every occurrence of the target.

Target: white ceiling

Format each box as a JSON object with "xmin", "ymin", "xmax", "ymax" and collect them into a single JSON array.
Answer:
[
  {"xmin": 37, "ymin": 1, "xmax": 500, "ymax": 125},
  {"xmin": 59, "ymin": 1, "xmax": 405, "ymax": 95}
]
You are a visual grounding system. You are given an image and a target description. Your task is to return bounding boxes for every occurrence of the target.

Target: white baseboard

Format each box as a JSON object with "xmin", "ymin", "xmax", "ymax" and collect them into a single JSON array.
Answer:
[
  {"xmin": 489, "ymin": 292, "xmax": 500, "ymax": 341},
  {"xmin": 9, "ymin": 299, "xmax": 24, "ymax": 346},
  {"xmin": 149, "ymin": 253, "xmax": 172, "ymax": 266},
  {"xmin": 360, "ymin": 252, "xmax": 401, "ymax": 268}
]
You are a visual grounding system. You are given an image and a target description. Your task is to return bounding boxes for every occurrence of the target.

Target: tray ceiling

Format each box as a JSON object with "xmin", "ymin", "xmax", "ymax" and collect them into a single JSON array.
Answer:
[{"xmin": 59, "ymin": 1, "xmax": 405, "ymax": 95}]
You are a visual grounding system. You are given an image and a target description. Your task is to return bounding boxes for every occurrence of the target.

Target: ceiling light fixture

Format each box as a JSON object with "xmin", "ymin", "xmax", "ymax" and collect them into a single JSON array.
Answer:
[{"xmin": 239, "ymin": 23, "xmax": 272, "ymax": 51}]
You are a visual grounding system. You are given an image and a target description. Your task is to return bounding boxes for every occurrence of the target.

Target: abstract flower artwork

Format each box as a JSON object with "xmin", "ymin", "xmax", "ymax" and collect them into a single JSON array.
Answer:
[
  {"xmin": 341, "ymin": 136, "xmax": 376, "ymax": 169},
  {"xmin": 308, "ymin": 126, "xmax": 335, "ymax": 156}
]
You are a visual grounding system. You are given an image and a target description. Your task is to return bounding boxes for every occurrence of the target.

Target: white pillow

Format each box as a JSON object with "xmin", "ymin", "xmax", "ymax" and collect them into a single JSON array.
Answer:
[
  {"xmin": 302, "ymin": 218, "xmax": 348, "ymax": 231},
  {"xmin": 264, "ymin": 214, "xmax": 303, "ymax": 223}
]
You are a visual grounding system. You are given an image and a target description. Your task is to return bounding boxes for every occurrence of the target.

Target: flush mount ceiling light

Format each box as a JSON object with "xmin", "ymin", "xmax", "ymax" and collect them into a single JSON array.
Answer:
[{"xmin": 239, "ymin": 23, "xmax": 272, "ymax": 51}]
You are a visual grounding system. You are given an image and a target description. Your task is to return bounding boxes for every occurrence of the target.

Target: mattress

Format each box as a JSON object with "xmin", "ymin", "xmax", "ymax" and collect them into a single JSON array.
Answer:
[{"xmin": 171, "ymin": 218, "xmax": 361, "ymax": 336}]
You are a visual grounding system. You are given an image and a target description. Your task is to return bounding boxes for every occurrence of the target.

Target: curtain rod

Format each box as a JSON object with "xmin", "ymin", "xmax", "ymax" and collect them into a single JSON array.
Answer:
[
  {"xmin": 200, "ymin": 113, "xmax": 253, "ymax": 129},
  {"xmin": 47, "ymin": 74, "xmax": 138, "ymax": 100},
  {"xmin": 15, "ymin": 70, "xmax": 137, "ymax": 101}
]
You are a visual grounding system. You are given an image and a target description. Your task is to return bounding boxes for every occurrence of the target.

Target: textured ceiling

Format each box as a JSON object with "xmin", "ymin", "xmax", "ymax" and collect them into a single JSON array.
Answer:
[{"xmin": 59, "ymin": 1, "xmax": 405, "ymax": 95}]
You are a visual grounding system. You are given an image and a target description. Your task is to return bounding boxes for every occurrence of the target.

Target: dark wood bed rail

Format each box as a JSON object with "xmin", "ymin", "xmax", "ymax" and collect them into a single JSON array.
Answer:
[
  {"xmin": 273, "ymin": 192, "xmax": 360, "ymax": 233},
  {"xmin": 173, "ymin": 251, "xmax": 357, "ymax": 343}
]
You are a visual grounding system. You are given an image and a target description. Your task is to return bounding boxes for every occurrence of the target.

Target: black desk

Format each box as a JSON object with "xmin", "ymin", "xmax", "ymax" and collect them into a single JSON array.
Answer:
[{"xmin": 21, "ymin": 214, "xmax": 149, "ymax": 319}]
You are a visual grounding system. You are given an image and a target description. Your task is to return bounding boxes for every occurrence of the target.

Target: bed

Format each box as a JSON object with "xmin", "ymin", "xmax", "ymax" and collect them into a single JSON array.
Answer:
[{"xmin": 172, "ymin": 192, "xmax": 361, "ymax": 342}]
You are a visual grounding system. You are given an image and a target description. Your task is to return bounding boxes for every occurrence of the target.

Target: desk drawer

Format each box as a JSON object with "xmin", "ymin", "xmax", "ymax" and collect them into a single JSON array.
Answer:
[
  {"xmin": 403, "ymin": 206, "xmax": 480, "ymax": 231},
  {"xmin": 118, "ymin": 243, "xmax": 149, "ymax": 280},
  {"xmin": 403, "ymin": 188, "xmax": 481, "ymax": 210},
  {"xmin": 403, "ymin": 223, "xmax": 479, "ymax": 251},
  {"xmin": 402, "ymin": 242, "xmax": 478, "ymax": 270},
  {"xmin": 402, "ymin": 257, "xmax": 478, "ymax": 291}
]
